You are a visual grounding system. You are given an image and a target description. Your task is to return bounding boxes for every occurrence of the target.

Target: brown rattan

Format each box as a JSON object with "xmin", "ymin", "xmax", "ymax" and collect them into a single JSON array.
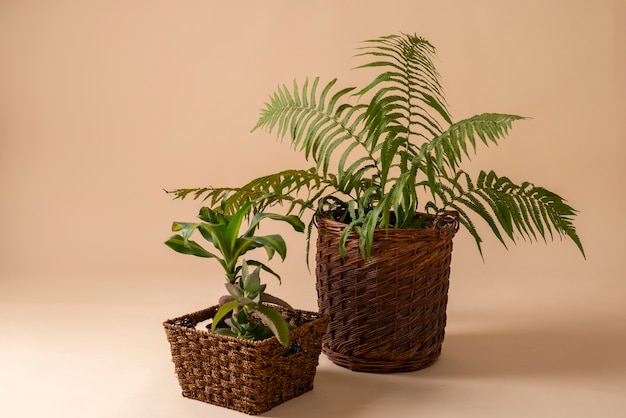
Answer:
[
  {"xmin": 163, "ymin": 306, "xmax": 329, "ymax": 415},
  {"xmin": 315, "ymin": 212, "xmax": 458, "ymax": 373}
]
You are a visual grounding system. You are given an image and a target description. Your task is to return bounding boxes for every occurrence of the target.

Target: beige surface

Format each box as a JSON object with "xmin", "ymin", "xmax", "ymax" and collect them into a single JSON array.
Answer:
[{"xmin": 1, "ymin": 1, "xmax": 625, "ymax": 417}]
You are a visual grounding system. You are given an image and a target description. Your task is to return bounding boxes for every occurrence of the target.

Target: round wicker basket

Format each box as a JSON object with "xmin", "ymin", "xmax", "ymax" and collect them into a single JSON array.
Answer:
[{"xmin": 315, "ymin": 211, "xmax": 458, "ymax": 373}]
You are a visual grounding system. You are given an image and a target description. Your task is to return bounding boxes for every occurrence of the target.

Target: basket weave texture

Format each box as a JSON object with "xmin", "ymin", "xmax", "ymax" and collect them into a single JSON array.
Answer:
[
  {"xmin": 315, "ymin": 212, "xmax": 458, "ymax": 373},
  {"xmin": 163, "ymin": 306, "xmax": 329, "ymax": 415}
]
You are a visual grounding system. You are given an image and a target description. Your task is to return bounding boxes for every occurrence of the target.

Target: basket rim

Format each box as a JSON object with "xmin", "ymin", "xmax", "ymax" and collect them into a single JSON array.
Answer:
[
  {"xmin": 163, "ymin": 305, "xmax": 329, "ymax": 348},
  {"xmin": 315, "ymin": 210, "xmax": 460, "ymax": 236}
]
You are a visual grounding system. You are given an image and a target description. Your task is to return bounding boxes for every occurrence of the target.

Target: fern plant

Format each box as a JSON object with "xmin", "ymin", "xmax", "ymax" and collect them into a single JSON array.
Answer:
[{"xmin": 169, "ymin": 33, "xmax": 584, "ymax": 259}]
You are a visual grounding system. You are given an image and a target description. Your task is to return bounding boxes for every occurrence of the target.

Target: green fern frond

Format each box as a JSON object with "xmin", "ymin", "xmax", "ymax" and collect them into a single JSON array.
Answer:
[
  {"xmin": 253, "ymin": 78, "xmax": 375, "ymax": 181},
  {"xmin": 170, "ymin": 33, "xmax": 583, "ymax": 261},
  {"xmin": 431, "ymin": 170, "xmax": 585, "ymax": 258},
  {"xmin": 355, "ymin": 33, "xmax": 452, "ymax": 137},
  {"xmin": 166, "ymin": 168, "xmax": 333, "ymax": 217},
  {"xmin": 425, "ymin": 114, "xmax": 526, "ymax": 172}
]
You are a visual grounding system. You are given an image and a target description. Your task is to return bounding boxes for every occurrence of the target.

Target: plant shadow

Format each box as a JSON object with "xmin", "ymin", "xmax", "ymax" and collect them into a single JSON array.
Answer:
[
  {"xmin": 265, "ymin": 325, "xmax": 626, "ymax": 417},
  {"xmin": 264, "ymin": 360, "xmax": 441, "ymax": 418},
  {"xmin": 422, "ymin": 325, "xmax": 626, "ymax": 381}
]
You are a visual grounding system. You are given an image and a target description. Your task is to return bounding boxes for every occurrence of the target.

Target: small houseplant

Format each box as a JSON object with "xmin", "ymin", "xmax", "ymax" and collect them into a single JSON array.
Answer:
[
  {"xmin": 163, "ymin": 201, "xmax": 329, "ymax": 414},
  {"xmin": 169, "ymin": 33, "xmax": 585, "ymax": 372}
]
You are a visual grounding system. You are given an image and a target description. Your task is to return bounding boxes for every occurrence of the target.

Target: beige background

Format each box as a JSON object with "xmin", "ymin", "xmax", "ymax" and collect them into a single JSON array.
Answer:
[{"xmin": 1, "ymin": 1, "xmax": 625, "ymax": 417}]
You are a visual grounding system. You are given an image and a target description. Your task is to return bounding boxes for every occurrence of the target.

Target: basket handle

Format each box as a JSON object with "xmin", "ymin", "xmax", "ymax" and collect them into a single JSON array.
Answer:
[{"xmin": 432, "ymin": 210, "xmax": 460, "ymax": 233}]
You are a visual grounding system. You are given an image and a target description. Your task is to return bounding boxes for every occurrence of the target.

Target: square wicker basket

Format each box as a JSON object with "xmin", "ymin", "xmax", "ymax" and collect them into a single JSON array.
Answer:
[{"xmin": 163, "ymin": 306, "xmax": 329, "ymax": 415}]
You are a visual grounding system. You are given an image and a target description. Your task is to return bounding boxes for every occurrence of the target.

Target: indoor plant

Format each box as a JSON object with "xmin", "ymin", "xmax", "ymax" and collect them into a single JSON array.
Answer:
[
  {"xmin": 163, "ymin": 201, "xmax": 329, "ymax": 414},
  {"xmin": 168, "ymin": 33, "xmax": 585, "ymax": 372}
]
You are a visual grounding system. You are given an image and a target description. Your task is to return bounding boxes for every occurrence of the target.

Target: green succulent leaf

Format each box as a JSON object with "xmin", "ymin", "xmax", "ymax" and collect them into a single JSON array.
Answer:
[
  {"xmin": 256, "ymin": 305, "xmax": 291, "ymax": 347},
  {"xmin": 242, "ymin": 264, "xmax": 262, "ymax": 296},
  {"xmin": 218, "ymin": 294, "xmax": 235, "ymax": 306},
  {"xmin": 213, "ymin": 328, "xmax": 238, "ymax": 338},
  {"xmin": 260, "ymin": 292, "xmax": 294, "ymax": 310},
  {"xmin": 238, "ymin": 297, "xmax": 256, "ymax": 306},
  {"xmin": 224, "ymin": 282, "xmax": 242, "ymax": 299},
  {"xmin": 211, "ymin": 300, "xmax": 240, "ymax": 332}
]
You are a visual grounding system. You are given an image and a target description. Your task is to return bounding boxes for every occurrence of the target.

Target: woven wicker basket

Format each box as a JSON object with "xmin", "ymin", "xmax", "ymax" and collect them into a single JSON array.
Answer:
[
  {"xmin": 315, "ymin": 211, "xmax": 459, "ymax": 373},
  {"xmin": 163, "ymin": 306, "xmax": 329, "ymax": 415}
]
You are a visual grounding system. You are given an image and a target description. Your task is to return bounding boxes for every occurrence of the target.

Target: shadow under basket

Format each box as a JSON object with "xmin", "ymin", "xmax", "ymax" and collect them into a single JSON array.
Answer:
[
  {"xmin": 163, "ymin": 306, "xmax": 330, "ymax": 415},
  {"xmin": 315, "ymin": 212, "xmax": 458, "ymax": 373}
]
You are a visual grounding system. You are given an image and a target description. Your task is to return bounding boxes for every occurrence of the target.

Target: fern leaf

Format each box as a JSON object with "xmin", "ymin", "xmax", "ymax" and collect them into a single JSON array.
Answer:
[
  {"xmin": 165, "ymin": 168, "xmax": 332, "ymax": 216},
  {"xmin": 252, "ymin": 77, "xmax": 377, "ymax": 180},
  {"xmin": 355, "ymin": 33, "xmax": 452, "ymax": 132},
  {"xmin": 427, "ymin": 114, "xmax": 526, "ymax": 172},
  {"xmin": 433, "ymin": 170, "xmax": 585, "ymax": 257}
]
